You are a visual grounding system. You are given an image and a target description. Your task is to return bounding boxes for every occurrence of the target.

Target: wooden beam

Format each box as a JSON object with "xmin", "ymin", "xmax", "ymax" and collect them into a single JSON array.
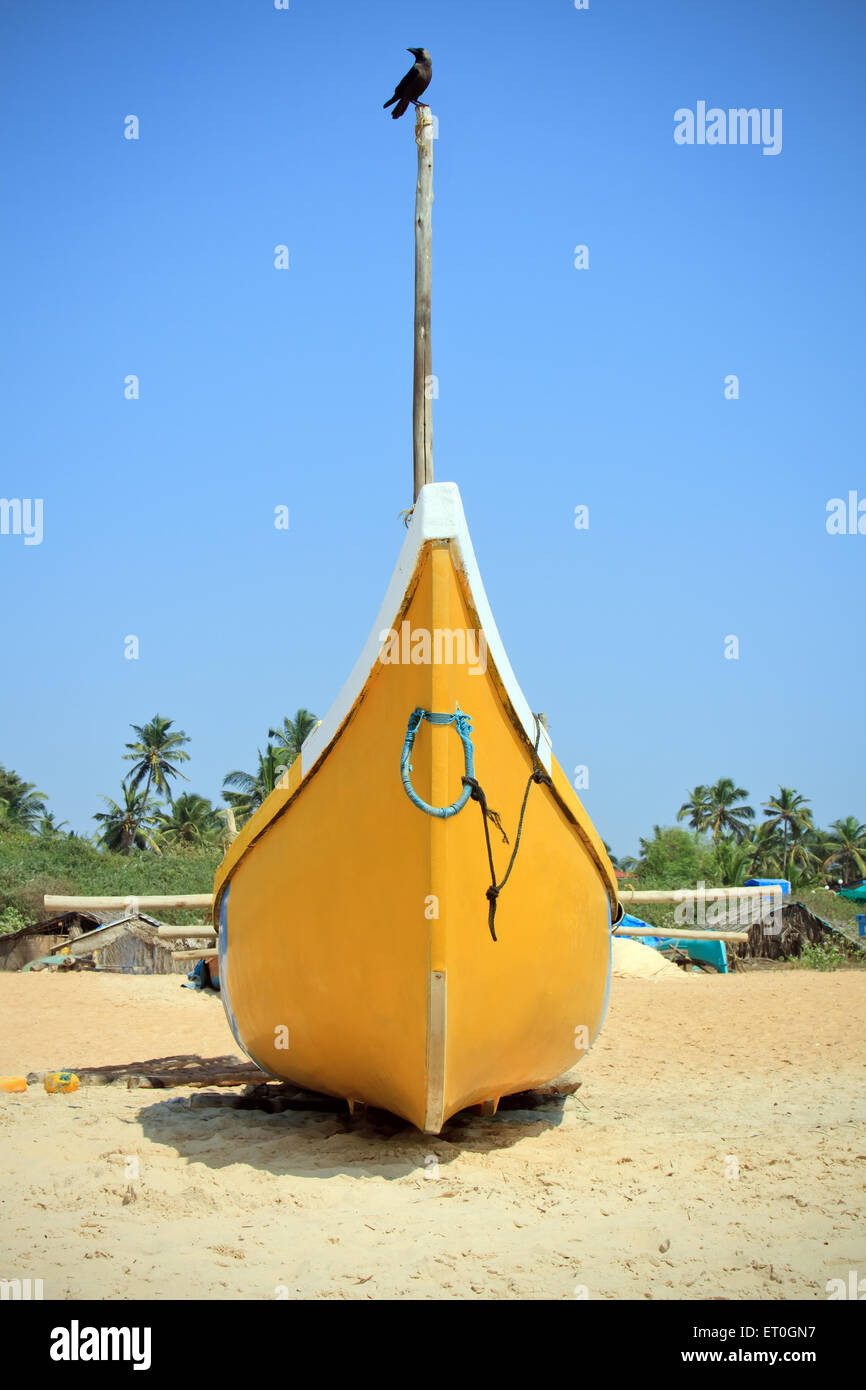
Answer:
[
  {"xmin": 412, "ymin": 105, "xmax": 434, "ymax": 501},
  {"xmin": 612, "ymin": 927, "xmax": 748, "ymax": 942},
  {"xmin": 171, "ymin": 948, "xmax": 219, "ymax": 961},
  {"xmin": 157, "ymin": 925, "xmax": 216, "ymax": 941},
  {"xmin": 618, "ymin": 887, "xmax": 781, "ymax": 904},
  {"xmin": 44, "ymin": 894, "xmax": 213, "ymax": 911},
  {"xmin": 27, "ymin": 1061, "xmax": 265, "ymax": 1090}
]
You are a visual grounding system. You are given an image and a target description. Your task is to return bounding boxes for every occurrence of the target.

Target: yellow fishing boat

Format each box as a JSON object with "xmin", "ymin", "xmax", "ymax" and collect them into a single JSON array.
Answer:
[
  {"xmin": 213, "ymin": 481, "xmax": 618, "ymax": 1132},
  {"xmin": 213, "ymin": 106, "xmax": 617, "ymax": 1132}
]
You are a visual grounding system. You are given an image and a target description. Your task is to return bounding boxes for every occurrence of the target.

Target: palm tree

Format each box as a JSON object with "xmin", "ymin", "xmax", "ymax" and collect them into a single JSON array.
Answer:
[
  {"xmin": 677, "ymin": 785, "xmax": 711, "ymax": 833},
  {"xmin": 268, "ymin": 709, "xmax": 318, "ymax": 767},
  {"xmin": 711, "ymin": 837, "xmax": 754, "ymax": 886},
  {"xmin": 821, "ymin": 816, "xmax": 866, "ymax": 884},
  {"xmin": 222, "ymin": 745, "xmax": 287, "ymax": 826},
  {"xmin": 704, "ymin": 778, "xmax": 755, "ymax": 842},
  {"xmin": 38, "ymin": 812, "xmax": 69, "ymax": 838},
  {"xmin": 745, "ymin": 821, "xmax": 785, "ymax": 878},
  {"xmin": 94, "ymin": 781, "xmax": 159, "ymax": 854},
  {"xmin": 0, "ymin": 766, "xmax": 48, "ymax": 832},
  {"xmin": 124, "ymin": 715, "xmax": 191, "ymax": 803},
  {"xmin": 762, "ymin": 787, "xmax": 813, "ymax": 877},
  {"xmin": 787, "ymin": 824, "xmax": 820, "ymax": 878},
  {"xmin": 123, "ymin": 714, "xmax": 190, "ymax": 846},
  {"xmin": 154, "ymin": 793, "xmax": 223, "ymax": 848},
  {"xmin": 786, "ymin": 863, "xmax": 818, "ymax": 894}
]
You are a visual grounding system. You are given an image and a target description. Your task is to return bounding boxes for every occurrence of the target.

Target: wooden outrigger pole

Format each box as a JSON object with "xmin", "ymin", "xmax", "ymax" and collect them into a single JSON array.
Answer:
[
  {"xmin": 413, "ymin": 105, "xmax": 434, "ymax": 500},
  {"xmin": 612, "ymin": 927, "xmax": 749, "ymax": 943},
  {"xmin": 44, "ymin": 893, "xmax": 213, "ymax": 912},
  {"xmin": 617, "ymin": 887, "xmax": 782, "ymax": 906},
  {"xmin": 44, "ymin": 885, "xmax": 780, "ymax": 936}
]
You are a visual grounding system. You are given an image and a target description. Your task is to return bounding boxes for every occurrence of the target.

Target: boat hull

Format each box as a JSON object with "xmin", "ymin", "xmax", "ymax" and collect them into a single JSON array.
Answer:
[{"xmin": 214, "ymin": 485, "xmax": 617, "ymax": 1132}]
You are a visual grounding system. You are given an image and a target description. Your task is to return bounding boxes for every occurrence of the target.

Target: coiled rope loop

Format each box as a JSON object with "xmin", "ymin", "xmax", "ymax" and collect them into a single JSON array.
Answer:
[
  {"xmin": 400, "ymin": 707, "xmax": 552, "ymax": 944},
  {"xmin": 400, "ymin": 706, "xmax": 475, "ymax": 819}
]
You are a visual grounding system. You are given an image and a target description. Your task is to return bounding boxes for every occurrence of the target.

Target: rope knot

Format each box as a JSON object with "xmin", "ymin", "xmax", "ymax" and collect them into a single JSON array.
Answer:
[
  {"xmin": 462, "ymin": 775, "xmax": 482, "ymax": 801},
  {"xmin": 485, "ymin": 886, "xmax": 499, "ymax": 942}
]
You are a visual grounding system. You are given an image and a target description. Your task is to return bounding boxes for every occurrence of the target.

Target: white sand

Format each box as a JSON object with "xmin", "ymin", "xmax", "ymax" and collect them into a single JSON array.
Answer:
[{"xmin": 0, "ymin": 970, "xmax": 863, "ymax": 1300}]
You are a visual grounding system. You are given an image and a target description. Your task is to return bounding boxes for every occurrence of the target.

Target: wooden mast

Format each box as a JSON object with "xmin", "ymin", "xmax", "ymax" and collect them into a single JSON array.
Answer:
[{"xmin": 413, "ymin": 105, "xmax": 434, "ymax": 501}]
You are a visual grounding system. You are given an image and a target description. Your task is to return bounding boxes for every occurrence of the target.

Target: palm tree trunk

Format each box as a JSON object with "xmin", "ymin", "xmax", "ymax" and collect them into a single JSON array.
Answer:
[{"xmin": 127, "ymin": 771, "xmax": 153, "ymax": 855}]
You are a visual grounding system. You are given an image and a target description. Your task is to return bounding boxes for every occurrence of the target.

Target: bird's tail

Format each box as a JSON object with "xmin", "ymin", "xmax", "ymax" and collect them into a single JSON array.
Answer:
[
  {"xmin": 391, "ymin": 97, "xmax": 410, "ymax": 119},
  {"xmin": 383, "ymin": 95, "xmax": 398, "ymax": 109}
]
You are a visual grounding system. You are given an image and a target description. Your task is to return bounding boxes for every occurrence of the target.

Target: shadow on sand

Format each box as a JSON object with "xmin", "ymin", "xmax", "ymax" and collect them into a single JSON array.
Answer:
[{"xmin": 128, "ymin": 1054, "xmax": 581, "ymax": 1180}]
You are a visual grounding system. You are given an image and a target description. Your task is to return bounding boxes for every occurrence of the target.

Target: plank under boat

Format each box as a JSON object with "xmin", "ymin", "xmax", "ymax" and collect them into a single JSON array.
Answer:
[{"xmin": 214, "ymin": 482, "xmax": 618, "ymax": 1133}]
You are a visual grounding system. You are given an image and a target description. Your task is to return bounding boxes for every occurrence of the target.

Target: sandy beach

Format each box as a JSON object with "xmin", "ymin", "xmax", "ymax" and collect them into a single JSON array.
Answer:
[{"xmin": 0, "ymin": 970, "xmax": 863, "ymax": 1301}]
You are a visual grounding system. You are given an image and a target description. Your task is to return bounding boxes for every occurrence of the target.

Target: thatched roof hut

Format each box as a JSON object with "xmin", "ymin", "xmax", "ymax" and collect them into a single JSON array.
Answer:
[
  {"xmin": 0, "ymin": 911, "xmax": 100, "ymax": 971},
  {"xmin": 2, "ymin": 910, "xmax": 204, "ymax": 975},
  {"xmin": 56, "ymin": 914, "xmax": 193, "ymax": 975},
  {"xmin": 734, "ymin": 901, "xmax": 864, "ymax": 963}
]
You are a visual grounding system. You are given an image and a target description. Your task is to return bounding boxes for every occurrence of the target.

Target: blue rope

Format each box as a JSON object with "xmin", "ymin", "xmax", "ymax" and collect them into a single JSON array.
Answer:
[{"xmin": 400, "ymin": 706, "xmax": 475, "ymax": 818}]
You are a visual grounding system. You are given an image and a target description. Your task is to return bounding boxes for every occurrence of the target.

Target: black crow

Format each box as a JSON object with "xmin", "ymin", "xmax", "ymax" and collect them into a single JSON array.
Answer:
[{"xmin": 383, "ymin": 48, "xmax": 432, "ymax": 120}]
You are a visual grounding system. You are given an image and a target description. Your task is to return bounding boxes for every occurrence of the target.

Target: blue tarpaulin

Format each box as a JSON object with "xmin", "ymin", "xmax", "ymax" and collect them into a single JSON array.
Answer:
[
  {"xmin": 620, "ymin": 912, "xmax": 728, "ymax": 974},
  {"xmin": 745, "ymin": 877, "xmax": 791, "ymax": 896}
]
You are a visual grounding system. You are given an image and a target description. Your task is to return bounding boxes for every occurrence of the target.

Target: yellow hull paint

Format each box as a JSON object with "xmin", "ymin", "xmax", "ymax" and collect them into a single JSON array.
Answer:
[{"xmin": 214, "ymin": 527, "xmax": 617, "ymax": 1133}]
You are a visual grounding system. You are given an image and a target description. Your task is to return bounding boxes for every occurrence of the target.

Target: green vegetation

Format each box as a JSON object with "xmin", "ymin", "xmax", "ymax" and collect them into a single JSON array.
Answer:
[
  {"xmin": 0, "ymin": 767, "xmax": 48, "ymax": 832},
  {"xmin": 677, "ymin": 778, "xmax": 755, "ymax": 843},
  {"xmin": 612, "ymin": 781, "xmax": 866, "ymax": 964},
  {"xmin": 821, "ymin": 816, "xmax": 866, "ymax": 882},
  {"xmin": 154, "ymin": 794, "xmax": 225, "ymax": 847},
  {"xmin": 223, "ymin": 709, "xmax": 317, "ymax": 823},
  {"xmin": 616, "ymin": 780, "xmax": 866, "ymax": 893},
  {"xmin": 2, "ymin": 730, "xmax": 864, "ymax": 950},
  {"xmin": 122, "ymin": 715, "xmax": 191, "ymax": 852},
  {"xmin": 93, "ymin": 781, "xmax": 160, "ymax": 854},
  {"xmin": 222, "ymin": 745, "xmax": 289, "ymax": 824},
  {"xmin": 0, "ymin": 904, "xmax": 27, "ymax": 934},
  {"xmin": 0, "ymin": 705, "xmax": 316, "ymax": 930},
  {"xmin": 790, "ymin": 939, "xmax": 851, "ymax": 972},
  {"xmin": 268, "ymin": 710, "xmax": 318, "ymax": 767},
  {"xmin": 0, "ymin": 824, "xmax": 220, "ymax": 929},
  {"xmin": 790, "ymin": 888, "xmax": 863, "ymax": 935}
]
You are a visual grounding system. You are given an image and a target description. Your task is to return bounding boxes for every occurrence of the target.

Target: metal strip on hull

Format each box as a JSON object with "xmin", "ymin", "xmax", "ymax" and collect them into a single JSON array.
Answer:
[{"xmin": 424, "ymin": 969, "xmax": 447, "ymax": 1133}]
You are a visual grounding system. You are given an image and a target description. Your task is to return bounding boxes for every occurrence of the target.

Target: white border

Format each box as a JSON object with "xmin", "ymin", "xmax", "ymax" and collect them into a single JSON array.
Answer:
[{"xmin": 301, "ymin": 482, "xmax": 553, "ymax": 776}]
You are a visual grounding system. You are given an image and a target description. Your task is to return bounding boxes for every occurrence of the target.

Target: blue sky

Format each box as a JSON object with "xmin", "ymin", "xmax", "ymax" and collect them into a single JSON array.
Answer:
[{"xmin": 0, "ymin": 0, "xmax": 863, "ymax": 856}]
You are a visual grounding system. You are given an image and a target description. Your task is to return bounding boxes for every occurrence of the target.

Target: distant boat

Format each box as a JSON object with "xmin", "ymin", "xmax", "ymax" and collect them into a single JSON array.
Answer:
[{"xmin": 213, "ymin": 483, "xmax": 618, "ymax": 1132}]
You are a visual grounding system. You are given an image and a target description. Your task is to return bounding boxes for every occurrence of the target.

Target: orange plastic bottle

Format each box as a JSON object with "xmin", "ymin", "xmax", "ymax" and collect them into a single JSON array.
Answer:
[
  {"xmin": 43, "ymin": 1071, "xmax": 80, "ymax": 1094},
  {"xmin": 0, "ymin": 1076, "xmax": 28, "ymax": 1094}
]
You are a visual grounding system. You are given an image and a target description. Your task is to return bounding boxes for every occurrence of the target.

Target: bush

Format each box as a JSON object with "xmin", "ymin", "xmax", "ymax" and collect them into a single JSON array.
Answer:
[
  {"xmin": 0, "ymin": 825, "xmax": 221, "ymax": 926},
  {"xmin": 0, "ymin": 904, "xmax": 27, "ymax": 936},
  {"xmin": 791, "ymin": 940, "xmax": 850, "ymax": 972},
  {"xmin": 631, "ymin": 826, "xmax": 716, "ymax": 890}
]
